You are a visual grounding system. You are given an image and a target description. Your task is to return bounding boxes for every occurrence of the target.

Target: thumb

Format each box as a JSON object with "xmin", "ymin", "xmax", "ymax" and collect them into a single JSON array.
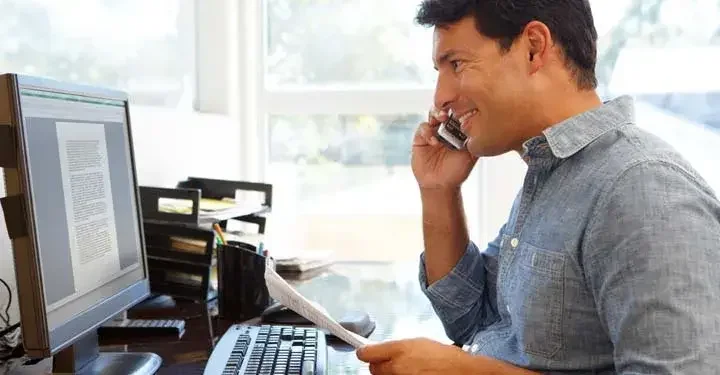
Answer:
[{"xmin": 356, "ymin": 340, "xmax": 404, "ymax": 363}]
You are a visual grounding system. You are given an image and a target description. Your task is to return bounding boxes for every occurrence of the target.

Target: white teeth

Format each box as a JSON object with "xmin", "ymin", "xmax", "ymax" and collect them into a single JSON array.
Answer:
[{"xmin": 459, "ymin": 109, "xmax": 478, "ymax": 124}]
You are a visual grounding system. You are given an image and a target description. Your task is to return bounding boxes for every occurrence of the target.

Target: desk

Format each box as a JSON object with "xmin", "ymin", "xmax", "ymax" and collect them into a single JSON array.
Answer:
[{"xmin": 107, "ymin": 261, "xmax": 451, "ymax": 374}]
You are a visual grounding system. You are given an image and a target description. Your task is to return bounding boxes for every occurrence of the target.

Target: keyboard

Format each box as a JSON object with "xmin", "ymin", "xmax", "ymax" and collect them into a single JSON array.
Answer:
[{"xmin": 204, "ymin": 324, "xmax": 327, "ymax": 375}]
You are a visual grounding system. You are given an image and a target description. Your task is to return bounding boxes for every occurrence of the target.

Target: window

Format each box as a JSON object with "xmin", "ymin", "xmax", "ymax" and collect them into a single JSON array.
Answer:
[
  {"xmin": 261, "ymin": 0, "xmax": 468, "ymax": 262},
  {"xmin": 255, "ymin": 0, "xmax": 720, "ymax": 262},
  {"xmin": 265, "ymin": 0, "xmax": 434, "ymax": 87},
  {"xmin": 594, "ymin": 0, "xmax": 720, "ymax": 191},
  {"xmin": 0, "ymin": 0, "xmax": 195, "ymax": 108}
]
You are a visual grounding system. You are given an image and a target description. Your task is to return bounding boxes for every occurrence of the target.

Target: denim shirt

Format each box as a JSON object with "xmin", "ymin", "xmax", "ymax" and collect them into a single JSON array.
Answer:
[{"xmin": 419, "ymin": 96, "xmax": 720, "ymax": 374}]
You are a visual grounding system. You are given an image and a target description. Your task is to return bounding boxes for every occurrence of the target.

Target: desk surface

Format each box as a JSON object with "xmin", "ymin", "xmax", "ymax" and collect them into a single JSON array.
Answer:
[{"xmin": 113, "ymin": 261, "xmax": 451, "ymax": 374}]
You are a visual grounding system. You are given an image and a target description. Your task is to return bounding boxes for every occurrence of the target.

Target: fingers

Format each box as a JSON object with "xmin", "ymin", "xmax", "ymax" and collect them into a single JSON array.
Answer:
[
  {"xmin": 428, "ymin": 107, "xmax": 448, "ymax": 127},
  {"xmin": 415, "ymin": 107, "xmax": 449, "ymax": 148},
  {"xmin": 369, "ymin": 361, "xmax": 394, "ymax": 375},
  {"xmin": 413, "ymin": 122, "xmax": 440, "ymax": 147},
  {"xmin": 356, "ymin": 341, "xmax": 404, "ymax": 363}
]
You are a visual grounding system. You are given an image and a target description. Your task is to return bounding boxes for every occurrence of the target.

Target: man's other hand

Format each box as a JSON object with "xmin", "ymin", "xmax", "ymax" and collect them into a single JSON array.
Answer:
[
  {"xmin": 356, "ymin": 338, "xmax": 541, "ymax": 375},
  {"xmin": 356, "ymin": 338, "xmax": 471, "ymax": 374}
]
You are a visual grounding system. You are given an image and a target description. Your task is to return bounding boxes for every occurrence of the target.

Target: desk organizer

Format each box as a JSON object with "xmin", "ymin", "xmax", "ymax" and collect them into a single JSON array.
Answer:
[
  {"xmin": 137, "ymin": 177, "xmax": 273, "ymax": 346},
  {"xmin": 140, "ymin": 176, "xmax": 272, "ymax": 227}
]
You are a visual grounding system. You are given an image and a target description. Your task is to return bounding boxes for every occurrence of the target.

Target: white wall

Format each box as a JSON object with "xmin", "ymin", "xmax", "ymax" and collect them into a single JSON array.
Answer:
[
  {"xmin": 0, "ymin": 107, "xmax": 243, "ymax": 327},
  {"xmin": 129, "ymin": 106, "xmax": 243, "ymax": 187}
]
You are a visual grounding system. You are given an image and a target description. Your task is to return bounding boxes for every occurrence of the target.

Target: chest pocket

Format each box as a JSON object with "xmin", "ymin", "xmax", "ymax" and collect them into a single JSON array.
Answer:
[{"xmin": 505, "ymin": 239, "xmax": 566, "ymax": 359}]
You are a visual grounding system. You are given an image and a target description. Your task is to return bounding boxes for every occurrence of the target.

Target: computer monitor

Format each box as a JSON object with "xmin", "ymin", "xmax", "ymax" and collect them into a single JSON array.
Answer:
[{"xmin": 0, "ymin": 74, "xmax": 161, "ymax": 374}]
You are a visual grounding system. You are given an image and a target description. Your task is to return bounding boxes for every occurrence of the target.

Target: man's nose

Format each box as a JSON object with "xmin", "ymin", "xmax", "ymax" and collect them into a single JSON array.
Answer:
[{"xmin": 433, "ymin": 73, "xmax": 458, "ymax": 111}]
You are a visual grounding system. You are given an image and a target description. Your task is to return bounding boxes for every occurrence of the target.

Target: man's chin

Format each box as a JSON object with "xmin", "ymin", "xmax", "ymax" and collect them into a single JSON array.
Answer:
[{"xmin": 466, "ymin": 138, "xmax": 507, "ymax": 158}]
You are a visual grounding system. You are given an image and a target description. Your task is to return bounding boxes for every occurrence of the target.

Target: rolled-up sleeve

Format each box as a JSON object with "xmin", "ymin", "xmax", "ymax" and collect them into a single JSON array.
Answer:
[
  {"xmin": 584, "ymin": 161, "xmax": 720, "ymax": 374},
  {"xmin": 418, "ymin": 232, "xmax": 501, "ymax": 344}
]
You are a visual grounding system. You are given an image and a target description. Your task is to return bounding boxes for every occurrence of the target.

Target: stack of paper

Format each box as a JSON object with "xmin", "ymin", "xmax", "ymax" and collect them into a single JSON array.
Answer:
[
  {"xmin": 264, "ymin": 258, "xmax": 373, "ymax": 349},
  {"xmin": 272, "ymin": 250, "xmax": 333, "ymax": 274},
  {"xmin": 198, "ymin": 198, "xmax": 237, "ymax": 212},
  {"xmin": 198, "ymin": 199, "xmax": 266, "ymax": 220},
  {"xmin": 157, "ymin": 197, "xmax": 266, "ymax": 222}
]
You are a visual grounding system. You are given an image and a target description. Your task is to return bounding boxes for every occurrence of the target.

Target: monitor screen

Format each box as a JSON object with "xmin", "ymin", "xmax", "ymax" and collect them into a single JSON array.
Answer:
[{"xmin": 11, "ymin": 79, "xmax": 148, "ymax": 352}]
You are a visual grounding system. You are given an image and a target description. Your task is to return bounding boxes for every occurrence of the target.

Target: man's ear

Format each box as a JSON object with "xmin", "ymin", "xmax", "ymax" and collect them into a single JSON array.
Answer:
[{"xmin": 523, "ymin": 21, "xmax": 552, "ymax": 73}]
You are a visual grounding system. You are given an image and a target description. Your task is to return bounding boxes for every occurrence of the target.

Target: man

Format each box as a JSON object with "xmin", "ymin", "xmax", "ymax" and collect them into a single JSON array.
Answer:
[{"xmin": 356, "ymin": 0, "xmax": 720, "ymax": 374}]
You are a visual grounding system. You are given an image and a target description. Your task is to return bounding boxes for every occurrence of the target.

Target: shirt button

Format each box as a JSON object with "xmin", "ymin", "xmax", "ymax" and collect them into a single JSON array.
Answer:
[
  {"xmin": 470, "ymin": 344, "xmax": 479, "ymax": 353},
  {"xmin": 510, "ymin": 238, "xmax": 519, "ymax": 248}
]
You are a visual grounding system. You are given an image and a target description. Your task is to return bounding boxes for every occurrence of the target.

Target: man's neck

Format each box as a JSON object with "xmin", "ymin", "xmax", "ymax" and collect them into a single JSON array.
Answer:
[
  {"xmin": 515, "ymin": 89, "xmax": 602, "ymax": 154},
  {"xmin": 540, "ymin": 89, "xmax": 603, "ymax": 129}
]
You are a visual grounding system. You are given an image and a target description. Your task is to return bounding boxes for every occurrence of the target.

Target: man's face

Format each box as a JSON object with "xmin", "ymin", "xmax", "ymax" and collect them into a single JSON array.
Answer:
[{"xmin": 433, "ymin": 16, "xmax": 533, "ymax": 156}]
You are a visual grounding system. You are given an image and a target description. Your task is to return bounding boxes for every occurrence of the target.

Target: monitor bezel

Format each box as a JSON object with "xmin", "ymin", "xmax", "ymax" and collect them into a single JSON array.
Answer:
[{"xmin": 2, "ymin": 73, "xmax": 151, "ymax": 357}]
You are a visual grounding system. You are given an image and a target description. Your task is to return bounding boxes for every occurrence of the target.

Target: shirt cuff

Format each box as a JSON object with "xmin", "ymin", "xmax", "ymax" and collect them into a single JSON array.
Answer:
[{"xmin": 418, "ymin": 241, "xmax": 486, "ymax": 322}]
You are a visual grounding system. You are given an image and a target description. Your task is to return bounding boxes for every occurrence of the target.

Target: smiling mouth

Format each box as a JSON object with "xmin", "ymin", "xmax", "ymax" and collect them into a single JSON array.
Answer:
[{"xmin": 457, "ymin": 109, "xmax": 478, "ymax": 129}]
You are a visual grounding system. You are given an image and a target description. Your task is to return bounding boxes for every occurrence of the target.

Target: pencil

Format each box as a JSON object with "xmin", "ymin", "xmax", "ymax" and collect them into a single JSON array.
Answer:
[{"xmin": 213, "ymin": 223, "xmax": 227, "ymax": 245}]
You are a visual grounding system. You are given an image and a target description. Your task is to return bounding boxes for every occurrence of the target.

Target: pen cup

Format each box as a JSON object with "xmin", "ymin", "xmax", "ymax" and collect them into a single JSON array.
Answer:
[{"xmin": 217, "ymin": 241, "xmax": 274, "ymax": 321}]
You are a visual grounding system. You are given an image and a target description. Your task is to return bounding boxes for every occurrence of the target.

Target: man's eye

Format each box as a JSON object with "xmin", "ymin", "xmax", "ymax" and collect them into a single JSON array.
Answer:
[{"xmin": 450, "ymin": 60, "xmax": 462, "ymax": 71}]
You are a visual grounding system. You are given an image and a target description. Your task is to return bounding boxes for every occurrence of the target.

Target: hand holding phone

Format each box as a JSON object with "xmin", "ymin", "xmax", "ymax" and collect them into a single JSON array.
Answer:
[{"xmin": 411, "ymin": 108, "xmax": 477, "ymax": 190}]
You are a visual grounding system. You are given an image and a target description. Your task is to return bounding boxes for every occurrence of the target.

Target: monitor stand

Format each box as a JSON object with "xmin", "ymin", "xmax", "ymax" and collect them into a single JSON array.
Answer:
[{"xmin": 52, "ymin": 331, "xmax": 162, "ymax": 375}]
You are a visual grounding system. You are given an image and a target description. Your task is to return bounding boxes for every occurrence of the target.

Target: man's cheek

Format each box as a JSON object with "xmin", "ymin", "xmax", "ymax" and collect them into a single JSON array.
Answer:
[{"xmin": 458, "ymin": 70, "xmax": 490, "ymax": 98}]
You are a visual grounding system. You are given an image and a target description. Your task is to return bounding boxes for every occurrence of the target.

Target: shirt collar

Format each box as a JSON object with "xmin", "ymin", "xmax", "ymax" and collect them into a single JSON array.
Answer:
[
  {"xmin": 542, "ymin": 95, "xmax": 635, "ymax": 159},
  {"xmin": 522, "ymin": 95, "xmax": 636, "ymax": 160}
]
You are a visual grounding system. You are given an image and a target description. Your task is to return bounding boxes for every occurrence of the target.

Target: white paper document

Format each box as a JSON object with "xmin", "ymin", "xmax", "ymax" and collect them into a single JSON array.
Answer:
[{"xmin": 264, "ymin": 258, "xmax": 373, "ymax": 349}]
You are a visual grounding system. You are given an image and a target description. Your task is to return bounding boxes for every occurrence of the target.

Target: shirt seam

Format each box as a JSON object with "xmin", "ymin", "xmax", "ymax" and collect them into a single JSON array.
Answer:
[
  {"xmin": 426, "ymin": 268, "xmax": 483, "ymax": 308},
  {"xmin": 452, "ymin": 264, "xmax": 485, "ymax": 295}
]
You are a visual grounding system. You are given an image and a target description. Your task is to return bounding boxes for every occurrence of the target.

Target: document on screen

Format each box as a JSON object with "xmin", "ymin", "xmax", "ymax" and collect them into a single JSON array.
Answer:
[{"xmin": 56, "ymin": 122, "xmax": 121, "ymax": 294}]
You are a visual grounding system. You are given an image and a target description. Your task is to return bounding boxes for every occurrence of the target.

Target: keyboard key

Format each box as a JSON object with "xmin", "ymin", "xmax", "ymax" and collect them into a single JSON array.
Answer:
[{"xmin": 302, "ymin": 360, "xmax": 315, "ymax": 375}]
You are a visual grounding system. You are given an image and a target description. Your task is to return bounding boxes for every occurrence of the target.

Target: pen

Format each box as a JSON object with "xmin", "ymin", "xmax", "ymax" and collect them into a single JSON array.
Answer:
[{"xmin": 257, "ymin": 241, "xmax": 264, "ymax": 256}]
